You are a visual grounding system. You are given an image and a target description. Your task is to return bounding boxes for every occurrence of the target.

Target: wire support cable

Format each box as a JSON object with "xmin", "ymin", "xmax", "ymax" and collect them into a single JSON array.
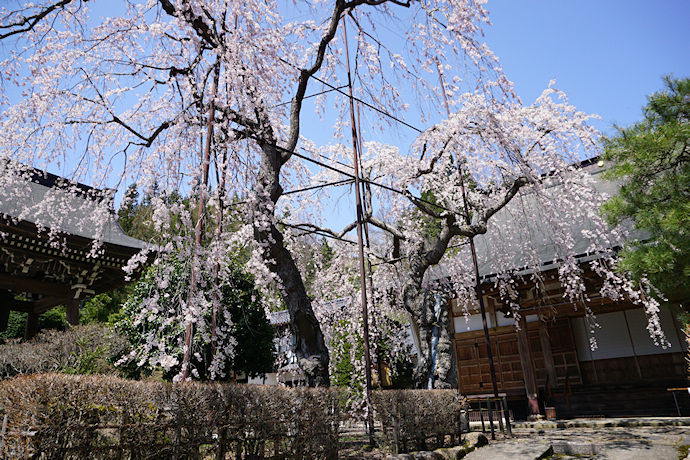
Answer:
[{"xmin": 287, "ymin": 145, "xmax": 467, "ymax": 220}]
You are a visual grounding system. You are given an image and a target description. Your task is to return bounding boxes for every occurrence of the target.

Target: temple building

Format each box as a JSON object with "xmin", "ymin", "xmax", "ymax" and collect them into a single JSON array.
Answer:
[
  {"xmin": 446, "ymin": 159, "xmax": 688, "ymax": 418},
  {"xmin": 0, "ymin": 164, "xmax": 149, "ymax": 340}
]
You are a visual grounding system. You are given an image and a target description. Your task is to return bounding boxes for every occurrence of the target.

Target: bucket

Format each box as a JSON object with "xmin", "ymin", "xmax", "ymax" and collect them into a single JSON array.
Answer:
[{"xmin": 545, "ymin": 406, "xmax": 556, "ymax": 421}]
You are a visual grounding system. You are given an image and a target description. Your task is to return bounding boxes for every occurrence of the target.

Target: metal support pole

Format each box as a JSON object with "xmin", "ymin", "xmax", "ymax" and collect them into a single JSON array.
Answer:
[
  {"xmin": 343, "ymin": 18, "xmax": 375, "ymax": 445},
  {"xmin": 486, "ymin": 396, "xmax": 495, "ymax": 440},
  {"xmin": 503, "ymin": 395, "xmax": 513, "ymax": 437}
]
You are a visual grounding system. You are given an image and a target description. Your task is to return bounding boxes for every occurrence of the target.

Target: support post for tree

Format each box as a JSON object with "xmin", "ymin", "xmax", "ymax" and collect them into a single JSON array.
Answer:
[
  {"xmin": 471, "ymin": 239, "xmax": 501, "ymax": 440},
  {"xmin": 343, "ymin": 18, "xmax": 375, "ymax": 445},
  {"xmin": 182, "ymin": 59, "xmax": 221, "ymax": 382},
  {"xmin": 437, "ymin": 61, "xmax": 506, "ymax": 438},
  {"xmin": 357, "ymin": 104, "xmax": 384, "ymax": 389},
  {"xmin": 516, "ymin": 312, "xmax": 540, "ymax": 418},
  {"xmin": 212, "ymin": 145, "xmax": 228, "ymax": 359}
]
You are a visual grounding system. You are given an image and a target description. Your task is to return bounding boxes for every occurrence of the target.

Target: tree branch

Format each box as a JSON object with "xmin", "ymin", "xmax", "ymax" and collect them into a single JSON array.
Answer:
[
  {"xmin": 366, "ymin": 215, "xmax": 406, "ymax": 240},
  {"xmin": 477, "ymin": 175, "xmax": 530, "ymax": 224},
  {"xmin": 0, "ymin": 0, "xmax": 75, "ymax": 40},
  {"xmin": 413, "ymin": 195, "xmax": 444, "ymax": 219},
  {"xmin": 287, "ymin": 221, "xmax": 358, "ymax": 240},
  {"xmin": 158, "ymin": 0, "xmax": 220, "ymax": 48},
  {"xmin": 285, "ymin": 0, "xmax": 347, "ymax": 159}
]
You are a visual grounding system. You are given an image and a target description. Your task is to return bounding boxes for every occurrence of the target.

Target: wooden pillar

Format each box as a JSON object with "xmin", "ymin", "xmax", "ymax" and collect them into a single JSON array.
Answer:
[
  {"xmin": 66, "ymin": 297, "xmax": 80, "ymax": 327},
  {"xmin": 539, "ymin": 320, "xmax": 558, "ymax": 389},
  {"xmin": 0, "ymin": 290, "xmax": 12, "ymax": 333},
  {"xmin": 24, "ymin": 312, "xmax": 39, "ymax": 341},
  {"xmin": 0, "ymin": 306, "xmax": 9, "ymax": 333},
  {"xmin": 516, "ymin": 312, "xmax": 541, "ymax": 418}
]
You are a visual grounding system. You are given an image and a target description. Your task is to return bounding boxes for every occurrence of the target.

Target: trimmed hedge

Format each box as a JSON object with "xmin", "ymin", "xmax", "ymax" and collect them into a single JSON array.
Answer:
[
  {"xmin": 372, "ymin": 389, "xmax": 467, "ymax": 454},
  {"xmin": 0, "ymin": 374, "xmax": 340, "ymax": 459},
  {"xmin": 0, "ymin": 374, "xmax": 470, "ymax": 458}
]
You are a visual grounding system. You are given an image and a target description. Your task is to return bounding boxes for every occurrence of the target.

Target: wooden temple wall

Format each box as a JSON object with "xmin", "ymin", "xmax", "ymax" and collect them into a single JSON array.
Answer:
[
  {"xmin": 454, "ymin": 318, "xmax": 582, "ymax": 396},
  {"xmin": 453, "ymin": 304, "xmax": 687, "ymax": 399}
]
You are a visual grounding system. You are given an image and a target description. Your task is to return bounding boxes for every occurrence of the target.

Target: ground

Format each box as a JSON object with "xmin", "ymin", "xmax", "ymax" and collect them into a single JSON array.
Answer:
[
  {"xmin": 339, "ymin": 418, "xmax": 690, "ymax": 459},
  {"xmin": 465, "ymin": 425, "xmax": 690, "ymax": 459}
]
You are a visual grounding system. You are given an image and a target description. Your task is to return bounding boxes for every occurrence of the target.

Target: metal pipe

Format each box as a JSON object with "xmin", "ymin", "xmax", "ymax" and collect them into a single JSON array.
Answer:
[
  {"xmin": 436, "ymin": 60, "xmax": 503, "ymax": 439},
  {"xmin": 342, "ymin": 18, "xmax": 375, "ymax": 444}
]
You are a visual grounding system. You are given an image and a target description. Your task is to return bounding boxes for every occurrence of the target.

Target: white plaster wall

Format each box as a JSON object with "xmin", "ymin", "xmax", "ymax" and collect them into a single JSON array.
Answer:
[
  {"xmin": 454, "ymin": 312, "xmax": 538, "ymax": 332},
  {"xmin": 248, "ymin": 373, "xmax": 278, "ymax": 385},
  {"xmin": 571, "ymin": 306, "xmax": 684, "ymax": 361},
  {"xmin": 454, "ymin": 313, "xmax": 492, "ymax": 332}
]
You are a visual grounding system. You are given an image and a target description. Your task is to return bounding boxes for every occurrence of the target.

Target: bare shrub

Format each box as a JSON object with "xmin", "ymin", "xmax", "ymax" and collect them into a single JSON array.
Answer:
[
  {"xmin": 0, "ymin": 373, "xmax": 340, "ymax": 459},
  {"xmin": 0, "ymin": 324, "xmax": 129, "ymax": 380},
  {"xmin": 372, "ymin": 389, "xmax": 466, "ymax": 454}
]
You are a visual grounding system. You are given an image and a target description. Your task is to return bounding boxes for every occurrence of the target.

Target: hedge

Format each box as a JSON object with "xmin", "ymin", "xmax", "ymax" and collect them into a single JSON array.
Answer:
[
  {"xmin": 0, "ymin": 374, "xmax": 340, "ymax": 459},
  {"xmin": 371, "ymin": 389, "xmax": 468, "ymax": 454},
  {"xmin": 0, "ymin": 374, "xmax": 470, "ymax": 458}
]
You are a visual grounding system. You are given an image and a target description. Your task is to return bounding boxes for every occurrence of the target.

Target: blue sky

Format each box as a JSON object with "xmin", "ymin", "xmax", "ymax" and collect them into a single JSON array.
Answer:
[
  {"xmin": 3, "ymin": 0, "xmax": 689, "ymax": 219},
  {"xmin": 311, "ymin": 1, "xmax": 690, "ymax": 230},
  {"xmin": 482, "ymin": 0, "xmax": 690, "ymax": 136}
]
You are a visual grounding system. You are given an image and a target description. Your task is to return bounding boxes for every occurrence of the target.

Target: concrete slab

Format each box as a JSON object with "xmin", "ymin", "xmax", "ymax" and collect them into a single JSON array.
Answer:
[
  {"xmin": 460, "ymin": 421, "xmax": 690, "ymax": 460},
  {"xmin": 462, "ymin": 438, "xmax": 551, "ymax": 460}
]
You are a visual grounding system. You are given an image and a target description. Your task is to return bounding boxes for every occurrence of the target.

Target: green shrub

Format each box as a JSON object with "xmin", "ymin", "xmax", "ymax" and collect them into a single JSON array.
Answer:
[{"xmin": 0, "ymin": 307, "xmax": 66, "ymax": 341}]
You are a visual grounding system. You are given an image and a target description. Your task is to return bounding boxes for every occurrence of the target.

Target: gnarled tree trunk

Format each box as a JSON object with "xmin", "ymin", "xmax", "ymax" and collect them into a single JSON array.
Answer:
[
  {"xmin": 404, "ymin": 281, "xmax": 458, "ymax": 389},
  {"xmin": 253, "ymin": 143, "xmax": 330, "ymax": 386},
  {"xmin": 401, "ymin": 238, "xmax": 459, "ymax": 389}
]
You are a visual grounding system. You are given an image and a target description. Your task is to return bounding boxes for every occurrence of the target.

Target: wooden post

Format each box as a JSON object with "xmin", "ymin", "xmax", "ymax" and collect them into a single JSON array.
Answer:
[
  {"xmin": 0, "ymin": 306, "xmax": 9, "ymax": 333},
  {"xmin": 516, "ymin": 313, "xmax": 541, "ymax": 418},
  {"xmin": 0, "ymin": 290, "xmax": 12, "ymax": 332},
  {"xmin": 539, "ymin": 320, "xmax": 558, "ymax": 389},
  {"xmin": 502, "ymin": 395, "xmax": 513, "ymax": 437},
  {"xmin": 66, "ymin": 297, "xmax": 80, "ymax": 327},
  {"xmin": 486, "ymin": 396, "xmax": 494, "ymax": 440},
  {"xmin": 24, "ymin": 311, "xmax": 39, "ymax": 341},
  {"xmin": 478, "ymin": 397, "xmax": 485, "ymax": 433}
]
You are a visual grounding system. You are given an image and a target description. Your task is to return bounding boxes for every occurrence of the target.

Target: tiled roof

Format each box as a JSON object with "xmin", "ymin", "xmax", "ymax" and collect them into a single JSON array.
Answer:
[
  {"xmin": 270, "ymin": 310, "xmax": 291, "ymax": 325},
  {"xmin": 0, "ymin": 162, "xmax": 148, "ymax": 250}
]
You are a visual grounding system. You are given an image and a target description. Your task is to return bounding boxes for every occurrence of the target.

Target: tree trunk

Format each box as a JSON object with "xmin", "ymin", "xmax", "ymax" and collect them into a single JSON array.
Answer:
[
  {"xmin": 404, "ymin": 283, "xmax": 458, "ymax": 389},
  {"xmin": 272, "ymin": 230, "xmax": 330, "ymax": 387},
  {"xmin": 253, "ymin": 143, "xmax": 330, "ymax": 386}
]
